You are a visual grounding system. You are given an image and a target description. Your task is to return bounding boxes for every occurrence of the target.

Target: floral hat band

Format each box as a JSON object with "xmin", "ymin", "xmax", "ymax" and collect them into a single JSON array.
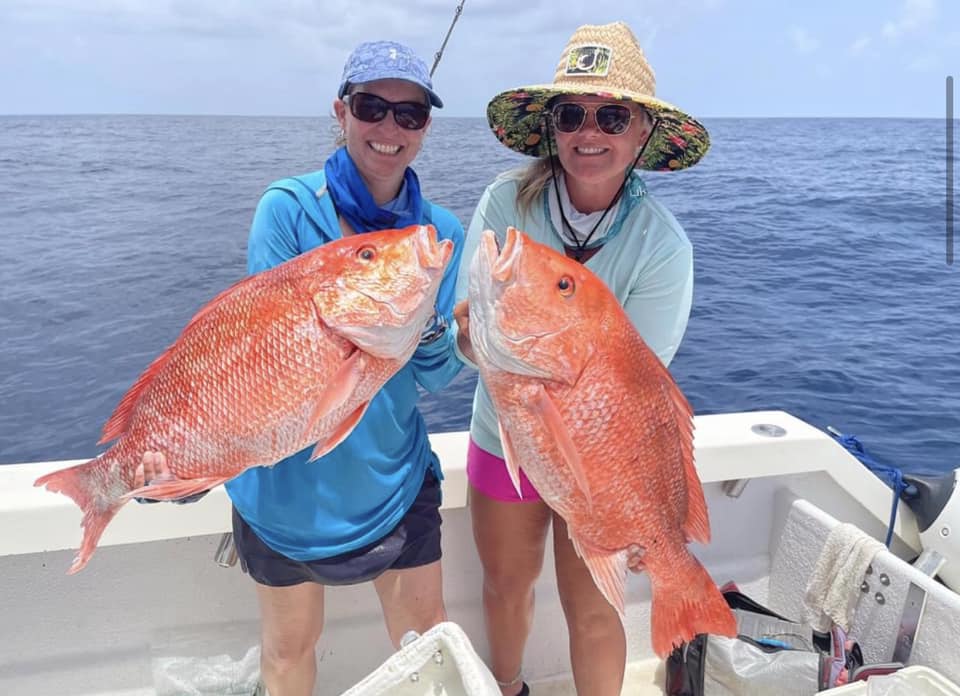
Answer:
[{"xmin": 486, "ymin": 21, "xmax": 710, "ymax": 171}]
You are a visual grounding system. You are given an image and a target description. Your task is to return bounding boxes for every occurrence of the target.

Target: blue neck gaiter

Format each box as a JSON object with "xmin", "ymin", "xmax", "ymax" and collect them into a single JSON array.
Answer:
[{"xmin": 323, "ymin": 146, "xmax": 423, "ymax": 233}]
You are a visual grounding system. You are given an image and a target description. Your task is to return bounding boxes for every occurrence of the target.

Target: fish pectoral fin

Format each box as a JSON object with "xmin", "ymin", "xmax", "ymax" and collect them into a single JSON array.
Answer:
[
  {"xmin": 497, "ymin": 421, "xmax": 524, "ymax": 499},
  {"xmin": 309, "ymin": 401, "xmax": 370, "ymax": 462},
  {"xmin": 570, "ymin": 534, "xmax": 628, "ymax": 620},
  {"xmin": 306, "ymin": 350, "xmax": 365, "ymax": 435},
  {"xmin": 534, "ymin": 385, "xmax": 592, "ymax": 509},
  {"xmin": 122, "ymin": 476, "xmax": 229, "ymax": 502}
]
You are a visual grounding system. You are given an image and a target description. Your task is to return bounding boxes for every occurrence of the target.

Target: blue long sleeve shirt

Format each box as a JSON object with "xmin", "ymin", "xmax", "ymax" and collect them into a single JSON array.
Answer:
[{"xmin": 225, "ymin": 170, "xmax": 464, "ymax": 561}]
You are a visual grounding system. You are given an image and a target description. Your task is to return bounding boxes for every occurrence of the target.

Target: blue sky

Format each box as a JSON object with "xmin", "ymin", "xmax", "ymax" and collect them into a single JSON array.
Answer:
[{"xmin": 0, "ymin": 0, "xmax": 957, "ymax": 118}]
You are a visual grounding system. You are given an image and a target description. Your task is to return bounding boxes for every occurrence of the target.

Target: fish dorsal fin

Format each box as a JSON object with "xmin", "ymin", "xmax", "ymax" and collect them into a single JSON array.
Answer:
[
  {"xmin": 182, "ymin": 274, "xmax": 255, "ymax": 333},
  {"xmin": 99, "ymin": 274, "xmax": 260, "ymax": 445},
  {"xmin": 570, "ymin": 533, "xmax": 628, "ymax": 619},
  {"xmin": 658, "ymin": 370, "xmax": 708, "ymax": 544},
  {"xmin": 98, "ymin": 349, "xmax": 173, "ymax": 444},
  {"xmin": 640, "ymin": 339, "xmax": 708, "ymax": 544},
  {"xmin": 534, "ymin": 384, "xmax": 593, "ymax": 510},
  {"xmin": 678, "ymin": 390, "xmax": 709, "ymax": 544}
]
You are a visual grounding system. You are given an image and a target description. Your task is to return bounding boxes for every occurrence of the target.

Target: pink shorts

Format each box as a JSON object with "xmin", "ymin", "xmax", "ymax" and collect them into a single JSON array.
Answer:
[{"xmin": 466, "ymin": 439, "xmax": 541, "ymax": 502}]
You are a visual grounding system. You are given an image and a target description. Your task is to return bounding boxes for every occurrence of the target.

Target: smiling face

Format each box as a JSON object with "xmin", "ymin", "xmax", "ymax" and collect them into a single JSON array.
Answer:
[
  {"xmin": 334, "ymin": 78, "xmax": 431, "ymax": 205},
  {"xmin": 551, "ymin": 95, "xmax": 652, "ymax": 211}
]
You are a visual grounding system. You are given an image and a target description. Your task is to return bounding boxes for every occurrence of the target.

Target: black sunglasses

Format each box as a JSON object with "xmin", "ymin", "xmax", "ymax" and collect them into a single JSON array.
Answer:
[
  {"xmin": 549, "ymin": 102, "xmax": 634, "ymax": 136},
  {"xmin": 344, "ymin": 92, "xmax": 431, "ymax": 131}
]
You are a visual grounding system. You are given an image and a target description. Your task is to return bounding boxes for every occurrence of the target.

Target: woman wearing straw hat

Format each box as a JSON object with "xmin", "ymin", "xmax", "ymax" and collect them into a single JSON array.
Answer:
[{"xmin": 453, "ymin": 21, "xmax": 709, "ymax": 695}]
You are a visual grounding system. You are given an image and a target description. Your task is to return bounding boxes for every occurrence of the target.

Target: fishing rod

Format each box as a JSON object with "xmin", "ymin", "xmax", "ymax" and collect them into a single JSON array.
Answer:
[{"xmin": 430, "ymin": 0, "xmax": 466, "ymax": 77}]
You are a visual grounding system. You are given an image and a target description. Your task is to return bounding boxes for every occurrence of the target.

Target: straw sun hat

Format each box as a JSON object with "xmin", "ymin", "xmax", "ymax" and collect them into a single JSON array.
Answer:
[{"xmin": 486, "ymin": 21, "xmax": 709, "ymax": 171}]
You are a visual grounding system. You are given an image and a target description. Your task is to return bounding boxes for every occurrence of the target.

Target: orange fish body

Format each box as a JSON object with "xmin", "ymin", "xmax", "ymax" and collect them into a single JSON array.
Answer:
[
  {"xmin": 36, "ymin": 225, "xmax": 453, "ymax": 574},
  {"xmin": 468, "ymin": 227, "xmax": 736, "ymax": 656}
]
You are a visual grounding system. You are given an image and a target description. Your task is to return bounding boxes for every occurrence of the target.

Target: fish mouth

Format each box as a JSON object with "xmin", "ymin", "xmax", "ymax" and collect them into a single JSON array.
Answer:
[
  {"xmin": 415, "ymin": 224, "xmax": 453, "ymax": 274},
  {"xmin": 366, "ymin": 226, "xmax": 451, "ymax": 329},
  {"xmin": 472, "ymin": 227, "xmax": 554, "ymax": 380},
  {"xmin": 356, "ymin": 225, "xmax": 450, "ymax": 322},
  {"xmin": 488, "ymin": 226, "xmax": 522, "ymax": 283}
]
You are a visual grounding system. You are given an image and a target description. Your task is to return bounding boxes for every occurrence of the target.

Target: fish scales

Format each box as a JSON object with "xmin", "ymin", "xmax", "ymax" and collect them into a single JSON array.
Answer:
[
  {"xmin": 36, "ymin": 225, "xmax": 452, "ymax": 574},
  {"xmin": 468, "ymin": 226, "xmax": 736, "ymax": 656}
]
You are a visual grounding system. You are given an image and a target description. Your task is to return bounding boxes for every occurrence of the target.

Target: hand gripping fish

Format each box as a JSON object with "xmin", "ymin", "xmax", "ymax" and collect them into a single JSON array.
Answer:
[
  {"xmin": 467, "ymin": 227, "xmax": 736, "ymax": 656},
  {"xmin": 36, "ymin": 225, "xmax": 453, "ymax": 574}
]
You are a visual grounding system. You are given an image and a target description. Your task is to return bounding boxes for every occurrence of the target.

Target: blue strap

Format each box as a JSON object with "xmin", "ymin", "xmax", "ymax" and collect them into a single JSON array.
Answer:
[{"xmin": 827, "ymin": 427, "xmax": 908, "ymax": 547}]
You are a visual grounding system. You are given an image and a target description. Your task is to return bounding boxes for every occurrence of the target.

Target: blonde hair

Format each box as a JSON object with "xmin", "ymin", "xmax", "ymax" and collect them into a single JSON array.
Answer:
[
  {"xmin": 333, "ymin": 123, "xmax": 346, "ymax": 148},
  {"xmin": 515, "ymin": 156, "xmax": 559, "ymax": 216}
]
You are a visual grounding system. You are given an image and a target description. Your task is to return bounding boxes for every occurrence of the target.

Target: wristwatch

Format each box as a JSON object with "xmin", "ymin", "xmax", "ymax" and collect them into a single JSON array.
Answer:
[{"xmin": 419, "ymin": 310, "xmax": 449, "ymax": 345}]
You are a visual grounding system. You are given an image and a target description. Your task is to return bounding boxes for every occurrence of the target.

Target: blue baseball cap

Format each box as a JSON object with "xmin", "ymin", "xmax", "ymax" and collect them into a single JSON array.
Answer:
[{"xmin": 338, "ymin": 40, "xmax": 443, "ymax": 108}]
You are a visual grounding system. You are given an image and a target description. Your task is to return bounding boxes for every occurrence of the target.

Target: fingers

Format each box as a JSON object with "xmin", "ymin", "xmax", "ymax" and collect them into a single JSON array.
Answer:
[
  {"xmin": 453, "ymin": 299, "xmax": 469, "ymax": 330},
  {"xmin": 140, "ymin": 451, "xmax": 169, "ymax": 485},
  {"xmin": 133, "ymin": 461, "xmax": 145, "ymax": 489},
  {"xmin": 456, "ymin": 332, "xmax": 476, "ymax": 364},
  {"xmin": 453, "ymin": 300, "xmax": 477, "ymax": 363},
  {"xmin": 142, "ymin": 451, "xmax": 158, "ymax": 484},
  {"xmin": 627, "ymin": 543, "xmax": 646, "ymax": 573}
]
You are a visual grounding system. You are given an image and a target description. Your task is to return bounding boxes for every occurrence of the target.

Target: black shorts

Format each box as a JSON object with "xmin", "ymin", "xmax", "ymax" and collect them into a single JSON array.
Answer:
[{"xmin": 232, "ymin": 470, "xmax": 442, "ymax": 587}]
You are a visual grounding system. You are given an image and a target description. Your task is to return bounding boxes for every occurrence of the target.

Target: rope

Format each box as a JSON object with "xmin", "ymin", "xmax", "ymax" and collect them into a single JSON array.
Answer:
[
  {"xmin": 827, "ymin": 426, "xmax": 908, "ymax": 548},
  {"xmin": 430, "ymin": 0, "xmax": 467, "ymax": 78},
  {"xmin": 542, "ymin": 113, "xmax": 660, "ymax": 262}
]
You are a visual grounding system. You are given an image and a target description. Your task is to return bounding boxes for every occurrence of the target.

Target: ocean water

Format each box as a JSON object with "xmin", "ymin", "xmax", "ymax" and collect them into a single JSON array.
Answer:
[{"xmin": 0, "ymin": 115, "xmax": 957, "ymax": 475}]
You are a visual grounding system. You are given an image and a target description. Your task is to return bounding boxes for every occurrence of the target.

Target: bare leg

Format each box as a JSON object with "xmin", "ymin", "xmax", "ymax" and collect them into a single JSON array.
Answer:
[
  {"xmin": 553, "ymin": 513, "xmax": 627, "ymax": 696},
  {"xmin": 470, "ymin": 485, "xmax": 552, "ymax": 696},
  {"xmin": 255, "ymin": 581, "xmax": 325, "ymax": 696},
  {"xmin": 373, "ymin": 559, "xmax": 447, "ymax": 648}
]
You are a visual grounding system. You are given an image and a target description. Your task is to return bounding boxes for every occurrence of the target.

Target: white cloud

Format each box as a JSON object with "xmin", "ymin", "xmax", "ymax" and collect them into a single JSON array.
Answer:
[
  {"xmin": 881, "ymin": 0, "xmax": 937, "ymax": 40},
  {"xmin": 789, "ymin": 26, "xmax": 819, "ymax": 54},
  {"xmin": 849, "ymin": 36, "xmax": 870, "ymax": 55},
  {"xmin": 847, "ymin": 0, "xmax": 940, "ymax": 68},
  {"xmin": 1, "ymin": 1, "xmax": 454, "ymax": 44}
]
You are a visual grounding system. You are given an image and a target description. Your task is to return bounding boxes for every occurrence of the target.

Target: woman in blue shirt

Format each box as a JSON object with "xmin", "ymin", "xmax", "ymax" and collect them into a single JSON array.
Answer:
[
  {"xmin": 145, "ymin": 40, "xmax": 464, "ymax": 696},
  {"xmin": 233, "ymin": 40, "xmax": 464, "ymax": 696}
]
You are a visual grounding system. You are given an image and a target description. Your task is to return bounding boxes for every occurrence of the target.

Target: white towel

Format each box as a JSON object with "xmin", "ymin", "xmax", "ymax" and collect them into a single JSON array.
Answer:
[{"xmin": 803, "ymin": 522, "xmax": 885, "ymax": 632}]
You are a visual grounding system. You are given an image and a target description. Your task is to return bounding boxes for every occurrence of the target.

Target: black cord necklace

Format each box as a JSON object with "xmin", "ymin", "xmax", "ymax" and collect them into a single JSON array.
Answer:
[{"xmin": 544, "ymin": 115, "xmax": 660, "ymax": 263}]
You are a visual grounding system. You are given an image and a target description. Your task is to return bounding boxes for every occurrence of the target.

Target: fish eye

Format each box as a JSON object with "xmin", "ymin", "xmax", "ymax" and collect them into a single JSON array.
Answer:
[
  {"xmin": 557, "ymin": 275, "xmax": 575, "ymax": 296},
  {"xmin": 357, "ymin": 246, "xmax": 376, "ymax": 261}
]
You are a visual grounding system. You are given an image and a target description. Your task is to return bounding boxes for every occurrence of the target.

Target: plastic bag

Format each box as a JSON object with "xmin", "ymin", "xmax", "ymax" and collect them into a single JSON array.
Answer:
[
  {"xmin": 666, "ymin": 589, "xmax": 861, "ymax": 696},
  {"xmin": 153, "ymin": 644, "xmax": 261, "ymax": 696}
]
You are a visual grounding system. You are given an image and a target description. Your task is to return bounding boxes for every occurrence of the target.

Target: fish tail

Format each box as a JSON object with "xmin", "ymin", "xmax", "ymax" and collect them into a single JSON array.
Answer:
[
  {"xmin": 34, "ymin": 454, "xmax": 126, "ymax": 574},
  {"xmin": 649, "ymin": 550, "xmax": 737, "ymax": 657}
]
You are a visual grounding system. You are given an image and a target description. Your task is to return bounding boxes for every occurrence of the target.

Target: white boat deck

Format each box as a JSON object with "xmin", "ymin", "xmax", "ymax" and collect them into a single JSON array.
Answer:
[
  {"xmin": 3, "ymin": 410, "xmax": 959, "ymax": 695},
  {"xmin": 532, "ymin": 659, "xmax": 664, "ymax": 694}
]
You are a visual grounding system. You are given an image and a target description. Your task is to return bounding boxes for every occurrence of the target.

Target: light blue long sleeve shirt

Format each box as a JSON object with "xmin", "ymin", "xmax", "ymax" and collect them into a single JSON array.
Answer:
[
  {"xmin": 225, "ymin": 170, "xmax": 464, "ymax": 560},
  {"xmin": 455, "ymin": 169, "xmax": 693, "ymax": 458}
]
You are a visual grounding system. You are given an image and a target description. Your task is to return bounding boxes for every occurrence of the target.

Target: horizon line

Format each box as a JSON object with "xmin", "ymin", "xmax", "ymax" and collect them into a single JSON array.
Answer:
[{"xmin": 0, "ymin": 112, "xmax": 952, "ymax": 120}]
